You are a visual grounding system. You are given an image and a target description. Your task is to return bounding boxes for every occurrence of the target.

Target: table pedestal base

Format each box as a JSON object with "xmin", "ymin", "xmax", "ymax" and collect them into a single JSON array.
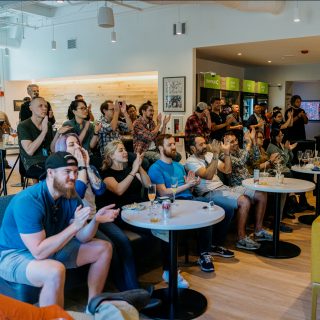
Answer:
[
  {"xmin": 142, "ymin": 288, "xmax": 207, "ymax": 320},
  {"xmin": 298, "ymin": 214, "xmax": 316, "ymax": 225},
  {"xmin": 256, "ymin": 241, "xmax": 301, "ymax": 259}
]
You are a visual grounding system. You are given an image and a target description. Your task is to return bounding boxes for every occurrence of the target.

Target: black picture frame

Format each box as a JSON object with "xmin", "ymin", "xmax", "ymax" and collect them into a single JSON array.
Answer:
[{"xmin": 163, "ymin": 76, "xmax": 186, "ymax": 112}]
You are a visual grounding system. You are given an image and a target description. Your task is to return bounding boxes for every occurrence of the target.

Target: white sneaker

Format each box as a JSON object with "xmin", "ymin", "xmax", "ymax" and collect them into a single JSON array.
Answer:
[{"xmin": 162, "ymin": 270, "xmax": 189, "ymax": 288}]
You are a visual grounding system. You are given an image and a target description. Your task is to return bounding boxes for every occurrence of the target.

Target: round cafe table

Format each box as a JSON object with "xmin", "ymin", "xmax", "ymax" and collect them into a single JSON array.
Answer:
[
  {"xmin": 242, "ymin": 177, "xmax": 315, "ymax": 259},
  {"xmin": 122, "ymin": 199, "xmax": 225, "ymax": 320},
  {"xmin": 291, "ymin": 165, "xmax": 320, "ymax": 225}
]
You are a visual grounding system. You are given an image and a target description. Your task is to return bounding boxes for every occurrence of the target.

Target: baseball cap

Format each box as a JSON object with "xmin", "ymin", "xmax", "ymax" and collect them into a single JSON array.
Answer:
[
  {"xmin": 273, "ymin": 106, "xmax": 282, "ymax": 112},
  {"xmin": 45, "ymin": 151, "xmax": 78, "ymax": 170},
  {"xmin": 196, "ymin": 102, "xmax": 208, "ymax": 112}
]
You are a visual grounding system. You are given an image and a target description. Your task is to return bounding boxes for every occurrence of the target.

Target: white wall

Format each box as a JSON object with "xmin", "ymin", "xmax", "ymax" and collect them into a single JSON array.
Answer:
[
  {"xmin": 196, "ymin": 58, "xmax": 245, "ymax": 79},
  {"xmin": 4, "ymin": 1, "xmax": 320, "ymax": 123}
]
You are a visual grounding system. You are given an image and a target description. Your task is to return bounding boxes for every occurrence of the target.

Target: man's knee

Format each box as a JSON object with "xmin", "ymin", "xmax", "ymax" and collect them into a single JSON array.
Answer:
[
  {"xmin": 237, "ymin": 195, "xmax": 250, "ymax": 211},
  {"xmin": 46, "ymin": 260, "xmax": 66, "ymax": 283}
]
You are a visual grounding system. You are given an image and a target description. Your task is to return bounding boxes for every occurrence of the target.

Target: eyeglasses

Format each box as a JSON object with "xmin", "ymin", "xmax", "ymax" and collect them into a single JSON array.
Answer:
[
  {"xmin": 77, "ymin": 106, "xmax": 88, "ymax": 111},
  {"xmin": 257, "ymin": 136, "xmax": 264, "ymax": 139}
]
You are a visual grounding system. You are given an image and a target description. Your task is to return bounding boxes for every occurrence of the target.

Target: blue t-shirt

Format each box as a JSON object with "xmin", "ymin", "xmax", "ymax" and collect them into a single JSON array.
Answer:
[
  {"xmin": 0, "ymin": 180, "xmax": 82, "ymax": 251},
  {"xmin": 148, "ymin": 160, "xmax": 193, "ymax": 199}
]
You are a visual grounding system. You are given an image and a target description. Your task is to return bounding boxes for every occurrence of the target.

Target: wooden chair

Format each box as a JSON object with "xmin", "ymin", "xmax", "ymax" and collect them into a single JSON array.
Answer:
[{"xmin": 311, "ymin": 215, "xmax": 320, "ymax": 319}]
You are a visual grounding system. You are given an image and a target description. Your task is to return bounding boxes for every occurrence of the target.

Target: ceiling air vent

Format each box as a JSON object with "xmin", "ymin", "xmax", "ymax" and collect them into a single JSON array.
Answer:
[{"xmin": 67, "ymin": 39, "xmax": 77, "ymax": 49}]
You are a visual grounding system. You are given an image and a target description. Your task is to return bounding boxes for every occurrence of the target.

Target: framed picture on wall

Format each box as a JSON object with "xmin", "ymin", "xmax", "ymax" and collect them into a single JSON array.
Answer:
[
  {"xmin": 13, "ymin": 100, "xmax": 24, "ymax": 112},
  {"xmin": 163, "ymin": 76, "xmax": 186, "ymax": 112}
]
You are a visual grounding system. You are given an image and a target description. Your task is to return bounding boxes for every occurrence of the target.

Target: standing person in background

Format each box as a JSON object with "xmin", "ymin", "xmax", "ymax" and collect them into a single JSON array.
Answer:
[
  {"xmin": 285, "ymin": 95, "xmax": 308, "ymax": 142},
  {"xmin": 75, "ymin": 94, "xmax": 95, "ymax": 122},
  {"xmin": 246, "ymin": 104, "xmax": 266, "ymax": 134},
  {"xmin": 63, "ymin": 100, "xmax": 101, "ymax": 155},
  {"xmin": 226, "ymin": 104, "xmax": 243, "ymax": 147},
  {"xmin": 185, "ymin": 102, "xmax": 211, "ymax": 145},
  {"xmin": 209, "ymin": 97, "xmax": 234, "ymax": 142},
  {"xmin": 19, "ymin": 84, "xmax": 55, "ymax": 125}
]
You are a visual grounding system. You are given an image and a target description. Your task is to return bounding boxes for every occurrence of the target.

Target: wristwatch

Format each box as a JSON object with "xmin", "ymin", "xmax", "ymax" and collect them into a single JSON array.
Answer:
[{"xmin": 78, "ymin": 166, "xmax": 87, "ymax": 171}]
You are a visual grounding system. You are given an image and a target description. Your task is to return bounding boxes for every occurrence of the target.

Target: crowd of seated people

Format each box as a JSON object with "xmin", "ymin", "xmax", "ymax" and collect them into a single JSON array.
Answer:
[{"xmin": 0, "ymin": 85, "xmax": 316, "ymax": 316}]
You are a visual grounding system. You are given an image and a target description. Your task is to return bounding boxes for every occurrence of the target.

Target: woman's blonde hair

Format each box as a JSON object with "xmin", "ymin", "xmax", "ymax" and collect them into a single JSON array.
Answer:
[{"xmin": 101, "ymin": 140, "xmax": 125, "ymax": 171}]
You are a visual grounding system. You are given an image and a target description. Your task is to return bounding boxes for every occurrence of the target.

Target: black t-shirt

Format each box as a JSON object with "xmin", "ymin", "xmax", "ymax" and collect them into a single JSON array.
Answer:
[
  {"xmin": 210, "ymin": 111, "xmax": 226, "ymax": 141},
  {"xmin": 19, "ymin": 101, "xmax": 56, "ymax": 125},
  {"xmin": 95, "ymin": 166, "xmax": 146, "ymax": 210},
  {"xmin": 285, "ymin": 107, "xmax": 306, "ymax": 141}
]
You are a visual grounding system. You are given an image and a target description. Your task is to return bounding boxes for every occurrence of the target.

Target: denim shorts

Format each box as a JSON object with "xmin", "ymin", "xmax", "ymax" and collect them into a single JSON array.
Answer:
[
  {"xmin": 201, "ymin": 185, "xmax": 255, "ymax": 209},
  {"xmin": 0, "ymin": 238, "xmax": 81, "ymax": 285}
]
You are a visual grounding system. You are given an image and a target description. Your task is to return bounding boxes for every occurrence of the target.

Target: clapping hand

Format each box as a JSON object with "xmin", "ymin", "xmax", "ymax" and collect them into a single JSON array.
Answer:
[
  {"xmin": 210, "ymin": 139, "xmax": 220, "ymax": 154},
  {"xmin": 220, "ymin": 140, "xmax": 230, "ymax": 154},
  {"xmin": 95, "ymin": 204, "xmax": 120, "ymax": 223},
  {"xmin": 185, "ymin": 170, "xmax": 200, "ymax": 187},
  {"xmin": 157, "ymin": 113, "xmax": 162, "ymax": 125},
  {"xmin": 58, "ymin": 125, "xmax": 73, "ymax": 135},
  {"xmin": 94, "ymin": 121, "xmax": 102, "ymax": 134},
  {"xmin": 132, "ymin": 153, "xmax": 143, "ymax": 173},
  {"xmin": 249, "ymin": 127, "xmax": 256, "ymax": 142},
  {"xmin": 41, "ymin": 116, "xmax": 49, "ymax": 133},
  {"xmin": 120, "ymin": 100, "xmax": 127, "ymax": 114},
  {"xmin": 163, "ymin": 114, "xmax": 171, "ymax": 126},
  {"xmin": 72, "ymin": 205, "xmax": 91, "ymax": 231}
]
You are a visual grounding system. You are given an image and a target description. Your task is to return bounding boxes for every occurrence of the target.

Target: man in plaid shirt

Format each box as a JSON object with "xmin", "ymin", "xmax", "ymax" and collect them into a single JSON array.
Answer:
[
  {"xmin": 133, "ymin": 101, "xmax": 171, "ymax": 163},
  {"xmin": 185, "ymin": 102, "xmax": 211, "ymax": 147}
]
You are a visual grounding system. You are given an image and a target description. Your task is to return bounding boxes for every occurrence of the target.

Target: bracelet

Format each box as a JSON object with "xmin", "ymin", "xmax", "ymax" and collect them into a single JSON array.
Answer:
[
  {"xmin": 78, "ymin": 166, "xmax": 87, "ymax": 171},
  {"xmin": 129, "ymin": 173, "xmax": 135, "ymax": 178}
]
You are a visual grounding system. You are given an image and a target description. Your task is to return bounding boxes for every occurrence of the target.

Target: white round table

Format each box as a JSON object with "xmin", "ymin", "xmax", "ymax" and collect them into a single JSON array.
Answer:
[
  {"xmin": 122, "ymin": 199, "xmax": 225, "ymax": 320},
  {"xmin": 242, "ymin": 177, "xmax": 315, "ymax": 259},
  {"xmin": 291, "ymin": 165, "xmax": 320, "ymax": 225}
]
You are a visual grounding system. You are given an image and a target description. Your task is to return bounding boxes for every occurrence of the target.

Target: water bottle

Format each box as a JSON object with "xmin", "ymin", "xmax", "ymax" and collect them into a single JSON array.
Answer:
[{"xmin": 253, "ymin": 169, "xmax": 260, "ymax": 185}]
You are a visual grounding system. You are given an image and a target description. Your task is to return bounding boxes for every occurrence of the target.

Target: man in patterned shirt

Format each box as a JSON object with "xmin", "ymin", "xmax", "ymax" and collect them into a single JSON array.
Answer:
[
  {"xmin": 221, "ymin": 129, "xmax": 272, "ymax": 248},
  {"xmin": 133, "ymin": 101, "xmax": 171, "ymax": 164},
  {"xmin": 98, "ymin": 100, "xmax": 132, "ymax": 157},
  {"xmin": 185, "ymin": 102, "xmax": 211, "ymax": 147}
]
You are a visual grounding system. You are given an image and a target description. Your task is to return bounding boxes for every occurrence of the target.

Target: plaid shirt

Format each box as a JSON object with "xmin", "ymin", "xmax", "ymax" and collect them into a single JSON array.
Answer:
[
  {"xmin": 133, "ymin": 116, "xmax": 158, "ymax": 153},
  {"xmin": 98, "ymin": 117, "xmax": 129, "ymax": 156},
  {"xmin": 185, "ymin": 113, "xmax": 210, "ymax": 143},
  {"xmin": 223, "ymin": 145, "xmax": 260, "ymax": 187}
]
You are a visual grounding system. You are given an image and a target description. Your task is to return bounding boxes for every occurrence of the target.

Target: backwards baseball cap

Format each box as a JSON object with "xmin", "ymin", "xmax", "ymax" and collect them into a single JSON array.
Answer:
[
  {"xmin": 196, "ymin": 102, "xmax": 208, "ymax": 112},
  {"xmin": 273, "ymin": 106, "xmax": 282, "ymax": 112},
  {"xmin": 40, "ymin": 152, "xmax": 78, "ymax": 180}
]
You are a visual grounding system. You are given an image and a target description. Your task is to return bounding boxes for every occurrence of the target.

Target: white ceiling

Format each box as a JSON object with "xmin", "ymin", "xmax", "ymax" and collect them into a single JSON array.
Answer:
[
  {"xmin": 0, "ymin": 1, "xmax": 319, "ymax": 67},
  {"xmin": 197, "ymin": 36, "xmax": 320, "ymax": 67}
]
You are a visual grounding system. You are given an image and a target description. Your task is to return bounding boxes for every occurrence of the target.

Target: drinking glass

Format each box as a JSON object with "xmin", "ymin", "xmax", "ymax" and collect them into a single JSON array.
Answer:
[
  {"xmin": 171, "ymin": 177, "xmax": 178, "ymax": 206},
  {"xmin": 148, "ymin": 184, "xmax": 156, "ymax": 213},
  {"xmin": 302, "ymin": 152, "xmax": 309, "ymax": 167},
  {"xmin": 297, "ymin": 150, "xmax": 303, "ymax": 167}
]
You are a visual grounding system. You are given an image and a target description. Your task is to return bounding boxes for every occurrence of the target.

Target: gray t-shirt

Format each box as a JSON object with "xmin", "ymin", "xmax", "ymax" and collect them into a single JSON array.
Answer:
[{"xmin": 185, "ymin": 153, "xmax": 224, "ymax": 196}]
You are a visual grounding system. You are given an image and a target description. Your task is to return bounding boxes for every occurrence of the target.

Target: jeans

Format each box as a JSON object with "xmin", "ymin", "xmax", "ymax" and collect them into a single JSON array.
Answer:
[
  {"xmin": 98, "ymin": 222, "xmax": 139, "ymax": 291},
  {"xmin": 196, "ymin": 194, "xmax": 234, "ymax": 246}
]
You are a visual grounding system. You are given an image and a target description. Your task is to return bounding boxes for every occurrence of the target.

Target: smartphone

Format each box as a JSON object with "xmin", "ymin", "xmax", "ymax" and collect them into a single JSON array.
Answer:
[
  {"xmin": 243, "ymin": 127, "xmax": 248, "ymax": 133},
  {"xmin": 118, "ymin": 101, "xmax": 123, "ymax": 106}
]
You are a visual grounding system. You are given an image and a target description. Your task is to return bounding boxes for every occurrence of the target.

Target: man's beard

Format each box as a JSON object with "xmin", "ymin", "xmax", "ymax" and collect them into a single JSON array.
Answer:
[
  {"xmin": 164, "ymin": 149, "xmax": 176, "ymax": 159},
  {"xmin": 53, "ymin": 178, "xmax": 77, "ymax": 199}
]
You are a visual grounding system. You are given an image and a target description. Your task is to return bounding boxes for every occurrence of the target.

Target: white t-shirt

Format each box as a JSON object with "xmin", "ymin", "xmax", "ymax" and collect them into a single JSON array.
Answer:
[{"xmin": 185, "ymin": 152, "xmax": 224, "ymax": 196}]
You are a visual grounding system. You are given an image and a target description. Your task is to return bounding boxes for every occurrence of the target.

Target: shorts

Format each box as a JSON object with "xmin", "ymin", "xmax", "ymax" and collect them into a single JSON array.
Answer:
[
  {"xmin": 201, "ymin": 185, "xmax": 255, "ymax": 210},
  {"xmin": 0, "ymin": 238, "xmax": 81, "ymax": 285}
]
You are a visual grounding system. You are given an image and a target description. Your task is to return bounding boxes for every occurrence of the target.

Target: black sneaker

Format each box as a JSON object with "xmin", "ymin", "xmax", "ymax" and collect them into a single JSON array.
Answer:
[
  {"xmin": 198, "ymin": 252, "xmax": 214, "ymax": 272},
  {"xmin": 210, "ymin": 246, "xmax": 235, "ymax": 258}
]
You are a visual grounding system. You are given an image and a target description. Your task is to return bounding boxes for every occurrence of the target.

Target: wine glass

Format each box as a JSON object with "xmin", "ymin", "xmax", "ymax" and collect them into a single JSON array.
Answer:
[
  {"xmin": 171, "ymin": 177, "xmax": 178, "ymax": 206},
  {"xmin": 302, "ymin": 151, "xmax": 309, "ymax": 167},
  {"xmin": 297, "ymin": 150, "xmax": 303, "ymax": 167},
  {"xmin": 148, "ymin": 184, "xmax": 156, "ymax": 212}
]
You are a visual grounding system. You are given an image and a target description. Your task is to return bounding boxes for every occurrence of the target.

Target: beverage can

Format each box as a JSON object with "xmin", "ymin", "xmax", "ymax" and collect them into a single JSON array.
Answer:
[
  {"xmin": 253, "ymin": 169, "xmax": 260, "ymax": 184},
  {"xmin": 162, "ymin": 200, "xmax": 172, "ymax": 219}
]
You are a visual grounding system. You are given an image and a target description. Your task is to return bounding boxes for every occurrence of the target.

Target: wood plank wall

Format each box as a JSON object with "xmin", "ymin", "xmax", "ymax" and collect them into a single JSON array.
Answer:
[{"xmin": 39, "ymin": 79, "xmax": 158, "ymax": 126}]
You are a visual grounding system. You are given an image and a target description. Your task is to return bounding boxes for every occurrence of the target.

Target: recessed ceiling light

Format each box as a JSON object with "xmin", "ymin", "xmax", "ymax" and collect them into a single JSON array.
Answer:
[
  {"xmin": 56, "ymin": 0, "xmax": 64, "ymax": 3},
  {"xmin": 237, "ymin": 53, "xmax": 242, "ymax": 56},
  {"xmin": 268, "ymin": 60, "xmax": 272, "ymax": 63}
]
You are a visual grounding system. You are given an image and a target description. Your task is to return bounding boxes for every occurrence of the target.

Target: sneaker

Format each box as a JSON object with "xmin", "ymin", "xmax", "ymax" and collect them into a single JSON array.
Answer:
[
  {"xmin": 280, "ymin": 223, "xmax": 293, "ymax": 233},
  {"xmin": 254, "ymin": 229, "xmax": 273, "ymax": 241},
  {"xmin": 236, "ymin": 236, "xmax": 261, "ymax": 250},
  {"xmin": 210, "ymin": 245, "xmax": 235, "ymax": 258},
  {"xmin": 162, "ymin": 270, "xmax": 189, "ymax": 288},
  {"xmin": 198, "ymin": 252, "xmax": 214, "ymax": 272}
]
